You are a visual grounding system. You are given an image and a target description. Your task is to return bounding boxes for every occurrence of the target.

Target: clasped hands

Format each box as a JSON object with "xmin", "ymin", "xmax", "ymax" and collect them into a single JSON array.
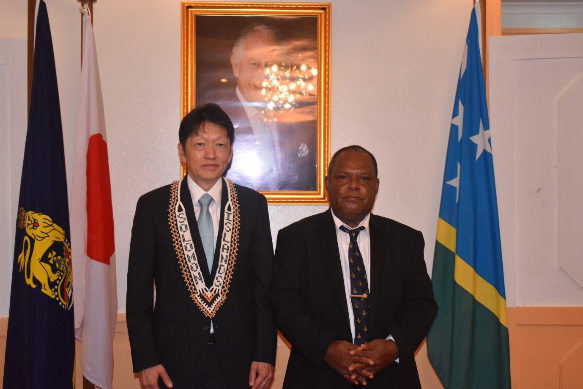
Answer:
[{"xmin": 324, "ymin": 339, "xmax": 399, "ymax": 386}]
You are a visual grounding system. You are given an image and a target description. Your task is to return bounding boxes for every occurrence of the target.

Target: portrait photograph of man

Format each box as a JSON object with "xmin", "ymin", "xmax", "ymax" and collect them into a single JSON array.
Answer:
[{"xmin": 194, "ymin": 16, "xmax": 319, "ymax": 191}]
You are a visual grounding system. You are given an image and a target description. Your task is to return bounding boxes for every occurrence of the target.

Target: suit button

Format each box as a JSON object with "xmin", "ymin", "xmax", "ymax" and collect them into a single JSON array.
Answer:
[{"xmin": 202, "ymin": 326, "xmax": 209, "ymax": 331}]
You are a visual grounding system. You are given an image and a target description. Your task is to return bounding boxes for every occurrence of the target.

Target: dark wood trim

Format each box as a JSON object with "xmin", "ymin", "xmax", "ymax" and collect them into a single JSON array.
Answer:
[{"xmin": 479, "ymin": 0, "xmax": 486, "ymax": 73}]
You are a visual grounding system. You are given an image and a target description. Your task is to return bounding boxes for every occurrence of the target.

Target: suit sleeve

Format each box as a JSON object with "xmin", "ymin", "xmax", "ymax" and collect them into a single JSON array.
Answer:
[
  {"xmin": 270, "ymin": 227, "xmax": 338, "ymax": 368},
  {"xmin": 386, "ymin": 230, "xmax": 437, "ymax": 363},
  {"xmin": 250, "ymin": 195, "xmax": 278, "ymax": 365},
  {"xmin": 126, "ymin": 195, "xmax": 160, "ymax": 372}
]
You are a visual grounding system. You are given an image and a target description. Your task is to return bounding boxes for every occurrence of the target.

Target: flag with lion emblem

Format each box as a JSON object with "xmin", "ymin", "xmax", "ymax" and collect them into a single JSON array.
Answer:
[{"xmin": 2, "ymin": 1, "xmax": 75, "ymax": 388}]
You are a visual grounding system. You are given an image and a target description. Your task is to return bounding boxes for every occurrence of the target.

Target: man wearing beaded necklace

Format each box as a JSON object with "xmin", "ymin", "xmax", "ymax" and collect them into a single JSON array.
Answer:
[
  {"xmin": 127, "ymin": 103, "xmax": 276, "ymax": 389},
  {"xmin": 271, "ymin": 145, "xmax": 437, "ymax": 388}
]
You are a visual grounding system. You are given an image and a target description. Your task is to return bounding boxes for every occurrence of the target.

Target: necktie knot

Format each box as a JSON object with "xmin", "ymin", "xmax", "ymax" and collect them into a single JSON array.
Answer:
[
  {"xmin": 198, "ymin": 193, "xmax": 213, "ymax": 209},
  {"xmin": 340, "ymin": 225, "xmax": 365, "ymax": 240}
]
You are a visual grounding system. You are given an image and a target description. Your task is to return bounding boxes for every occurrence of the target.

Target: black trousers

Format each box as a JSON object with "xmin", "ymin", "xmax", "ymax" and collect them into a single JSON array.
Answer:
[{"xmin": 157, "ymin": 343, "xmax": 231, "ymax": 389}]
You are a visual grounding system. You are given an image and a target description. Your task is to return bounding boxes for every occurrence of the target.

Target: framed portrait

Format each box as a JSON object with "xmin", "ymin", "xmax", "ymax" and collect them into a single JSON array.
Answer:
[{"xmin": 181, "ymin": 2, "xmax": 331, "ymax": 204}]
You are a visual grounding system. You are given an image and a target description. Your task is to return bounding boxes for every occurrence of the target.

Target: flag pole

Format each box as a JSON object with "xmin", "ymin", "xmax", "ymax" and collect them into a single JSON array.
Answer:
[
  {"xmin": 79, "ymin": 4, "xmax": 96, "ymax": 389},
  {"xmin": 78, "ymin": 0, "xmax": 95, "ymax": 66}
]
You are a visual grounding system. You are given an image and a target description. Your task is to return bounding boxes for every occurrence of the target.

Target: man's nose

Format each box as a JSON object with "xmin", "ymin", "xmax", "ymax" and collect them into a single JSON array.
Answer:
[
  {"xmin": 348, "ymin": 176, "xmax": 360, "ymax": 190},
  {"xmin": 205, "ymin": 145, "xmax": 217, "ymax": 159}
]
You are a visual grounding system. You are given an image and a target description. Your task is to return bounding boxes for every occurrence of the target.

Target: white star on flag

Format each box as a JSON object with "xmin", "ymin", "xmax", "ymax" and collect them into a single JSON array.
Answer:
[
  {"xmin": 470, "ymin": 120, "xmax": 492, "ymax": 160},
  {"xmin": 446, "ymin": 162, "xmax": 460, "ymax": 203},
  {"xmin": 451, "ymin": 99, "xmax": 464, "ymax": 141}
]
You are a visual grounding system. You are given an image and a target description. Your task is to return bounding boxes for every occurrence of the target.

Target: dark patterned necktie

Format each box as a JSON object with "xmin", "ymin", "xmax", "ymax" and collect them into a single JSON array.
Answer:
[{"xmin": 340, "ymin": 225, "xmax": 370, "ymax": 345}]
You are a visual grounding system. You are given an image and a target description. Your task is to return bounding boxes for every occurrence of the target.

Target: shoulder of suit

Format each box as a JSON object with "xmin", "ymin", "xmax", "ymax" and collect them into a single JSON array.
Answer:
[
  {"xmin": 137, "ymin": 182, "xmax": 174, "ymax": 203},
  {"xmin": 279, "ymin": 210, "xmax": 329, "ymax": 233}
]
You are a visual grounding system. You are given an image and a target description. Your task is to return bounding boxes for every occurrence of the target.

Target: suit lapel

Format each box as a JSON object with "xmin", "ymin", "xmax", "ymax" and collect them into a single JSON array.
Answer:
[
  {"xmin": 368, "ymin": 214, "xmax": 387, "ymax": 328},
  {"xmin": 317, "ymin": 209, "xmax": 351, "ymax": 328},
  {"xmin": 180, "ymin": 176, "xmax": 213, "ymax": 285}
]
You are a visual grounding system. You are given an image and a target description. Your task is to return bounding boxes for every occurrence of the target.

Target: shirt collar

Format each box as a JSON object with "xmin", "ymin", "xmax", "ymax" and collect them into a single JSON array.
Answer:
[
  {"xmin": 187, "ymin": 175, "xmax": 223, "ymax": 205},
  {"xmin": 331, "ymin": 209, "xmax": 370, "ymax": 233}
]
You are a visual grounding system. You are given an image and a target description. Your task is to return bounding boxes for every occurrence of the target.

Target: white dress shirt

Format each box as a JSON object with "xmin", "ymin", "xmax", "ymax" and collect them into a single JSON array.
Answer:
[
  {"xmin": 331, "ymin": 210, "xmax": 371, "ymax": 342},
  {"xmin": 332, "ymin": 210, "xmax": 397, "ymax": 356},
  {"xmin": 187, "ymin": 175, "xmax": 222, "ymax": 247}
]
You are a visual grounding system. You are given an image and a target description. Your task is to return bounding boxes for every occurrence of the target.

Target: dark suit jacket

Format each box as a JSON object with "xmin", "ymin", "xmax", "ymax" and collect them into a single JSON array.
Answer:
[
  {"xmin": 219, "ymin": 92, "xmax": 317, "ymax": 191},
  {"xmin": 126, "ymin": 177, "xmax": 277, "ymax": 389},
  {"xmin": 270, "ymin": 210, "xmax": 437, "ymax": 389}
]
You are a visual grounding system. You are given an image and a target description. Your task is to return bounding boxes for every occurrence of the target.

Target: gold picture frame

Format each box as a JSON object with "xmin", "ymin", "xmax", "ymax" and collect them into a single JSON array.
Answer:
[{"xmin": 181, "ymin": 2, "xmax": 331, "ymax": 204}]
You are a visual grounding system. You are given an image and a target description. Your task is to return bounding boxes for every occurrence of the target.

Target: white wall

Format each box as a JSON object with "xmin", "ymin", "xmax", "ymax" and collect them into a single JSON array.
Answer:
[
  {"xmin": 0, "ymin": 0, "xmax": 471, "ymax": 316},
  {"xmin": 0, "ymin": 38, "xmax": 27, "ymax": 316}
]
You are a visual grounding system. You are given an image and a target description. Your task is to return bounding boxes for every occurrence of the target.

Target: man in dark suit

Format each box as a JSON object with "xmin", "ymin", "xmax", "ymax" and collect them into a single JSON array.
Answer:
[
  {"xmin": 271, "ymin": 145, "xmax": 438, "ymax": 388},
  {"xmin": 223, "ymin": 23, "xmax": 317, "ymax": 191},
  {"xmin": 127, "ymin": 104, "xmax": 276, "ymax": 389}
]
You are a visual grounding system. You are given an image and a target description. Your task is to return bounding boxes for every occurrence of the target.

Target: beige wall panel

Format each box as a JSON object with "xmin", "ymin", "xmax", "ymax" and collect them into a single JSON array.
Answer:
[
  {"xmin": 511, "ymin": 307, "xmax": 583, "ymax": 389},
  {"xmin": 415, "ymin": 341, "xmax": 444, "ymax": 389},
  {"xmin": 273, "ymin": 334, "xmax": 290, "ymax": 389},
  {"xmin": 111, "ymin": 316, "xmax": 140, "ymax": 389}
]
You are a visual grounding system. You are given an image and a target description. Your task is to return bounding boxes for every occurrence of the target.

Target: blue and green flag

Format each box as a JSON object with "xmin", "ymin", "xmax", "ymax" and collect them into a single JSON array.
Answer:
[
  {"xmin": 2, "ymin": 1, "xmax": 75, "ymax": 388},
  {"xmin": 426, "ymin": 7, "xmax": 511, "ymax": 389}
]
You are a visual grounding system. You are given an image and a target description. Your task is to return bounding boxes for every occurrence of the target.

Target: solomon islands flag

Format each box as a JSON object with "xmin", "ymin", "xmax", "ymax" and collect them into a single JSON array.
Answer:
[
  {"xmin": 2, "ymin": 1, "xmax": 75, "ymax": 388},
  {"xmin": 426, "ymin": 7, "xmax": 511, "ymax": 389}
]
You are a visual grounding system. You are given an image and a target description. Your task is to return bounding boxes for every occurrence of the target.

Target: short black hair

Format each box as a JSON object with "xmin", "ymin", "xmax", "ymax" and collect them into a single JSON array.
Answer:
[
  {"xmin": 178, "ymin": 103, "xmax": 235, "ymax": 147},
  {"xmin": 328, "ymin": 145, "xmax": 378, "ymax": 178}
]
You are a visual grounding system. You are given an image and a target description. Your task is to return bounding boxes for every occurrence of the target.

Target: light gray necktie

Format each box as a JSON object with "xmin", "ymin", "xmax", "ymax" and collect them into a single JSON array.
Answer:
[{"xmin": 197, "ymin": 193, "xmax": 214, "ymax": 272}]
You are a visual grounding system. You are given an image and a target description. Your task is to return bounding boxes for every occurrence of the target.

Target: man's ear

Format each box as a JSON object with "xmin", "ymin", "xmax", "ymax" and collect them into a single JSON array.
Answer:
[
  {"xmin": 230, "ymin": 54, "xmax": 240, "ymax": 77},
  {"xmin": 177, "ymin": 142, "xmax": 186, "ymax": 163}
]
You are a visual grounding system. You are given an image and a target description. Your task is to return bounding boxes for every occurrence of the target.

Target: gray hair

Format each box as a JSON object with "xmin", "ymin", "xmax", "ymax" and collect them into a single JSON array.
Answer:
[{"xmin": 232, "ymin": 24, "xmax": 280, "ymax": 64}]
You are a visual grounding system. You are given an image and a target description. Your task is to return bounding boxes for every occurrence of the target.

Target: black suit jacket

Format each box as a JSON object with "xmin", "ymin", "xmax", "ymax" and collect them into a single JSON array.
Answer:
[
  {"xmin": 270, "ymin": 210, "xmax": 437, "ymax": 389},
  {"xmin": 127, "ymin": 177, "xmax": 277, "ymax": 389},
  {"xmin": 219, "ymin": 92, "xmax": 317, "ymax": 191}
]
